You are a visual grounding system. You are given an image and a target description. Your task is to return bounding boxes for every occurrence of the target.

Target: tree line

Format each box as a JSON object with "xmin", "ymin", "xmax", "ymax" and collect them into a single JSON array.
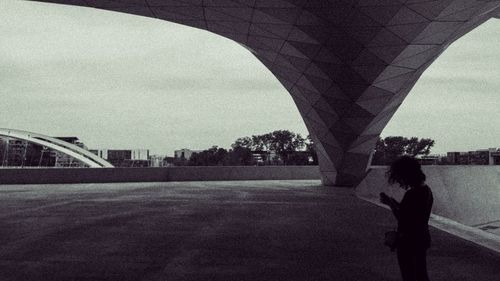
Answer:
[
  {"xmin": 174, "ymin": 131, "xmax": 434, "ymax": 166},
  {"xmin": 175, "ymin": 130, "xmax": 317, "ymax": 166},
  {"xmin": 372, "ymin": 136, "xmax": 435, "ymax": 165}
]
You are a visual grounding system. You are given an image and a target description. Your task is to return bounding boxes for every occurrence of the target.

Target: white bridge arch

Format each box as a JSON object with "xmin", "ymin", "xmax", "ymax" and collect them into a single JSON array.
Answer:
[{"xmin": 0, "ymin": 128, "xmax": 113, "ymax": 168}]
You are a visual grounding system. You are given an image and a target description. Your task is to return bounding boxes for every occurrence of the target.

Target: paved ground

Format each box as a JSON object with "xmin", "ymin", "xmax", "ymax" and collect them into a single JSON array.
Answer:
[{"xmin": 0, "ymin": 180, "xmax": 498, "ymax": 281}]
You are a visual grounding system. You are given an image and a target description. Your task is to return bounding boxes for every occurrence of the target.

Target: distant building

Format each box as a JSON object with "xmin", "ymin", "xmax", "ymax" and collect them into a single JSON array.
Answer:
[
  {"xmin": 447, "ymin": 151, "xmax": 470, "ymax": 165},
  {"xmin": 174, "ymin": 149, "xmax": 202, "ymax": 161},
  {"xmin": 90, "ymin": 149, "xmax": 150, "ymax": 167},
  {"xmin": 0, "ymin": 135, "xmax": 90, "ymax": 168},
  {"xmin": 54, "ymin": 137, "xmax": 88, "ymax": 167},
  {"xmin": 417, "ymin": 155, "xmax": 441, "ymax": 165},
  {"xmin": 468, "ymin": 150, "xmax": 490, "ymax": 165},
  {"xmin": 107, "ymin": 150, "xmax": 132, "ymax": 167},
  {"xmin": 446, "ymin": 152, "xmax": 460, "ymax": 165},
  {"xmin": 149, "ymin": 155, "xmax": 162, "ymax": 167},
  {"xmin": 447, "ymin": 148, "xmax": 500, "ymax": 165},
  {"xmin": 55, "ymin": 137, "xmax": 87, "ymax": 149},
  {"xmin": 149, "ymin": 154, "xmax": 172, "ymax": 167},
  {"xmin": 1, "ymin": 138, "xmax": 28, "ymax": 166},
  {"xmin": 163, "ymin": 156, "xmax": 175, "ymax": 166},
  {"xmin": 251, "ymin": 150, "xmax": 279, "ymax": 165},
  {"xmin": 251, "ymin": 152, "xmax": 265, "ymax": 165},
  {"xmin": 488, "ymin": 148, "xmax": 500, "ymax": 165}
]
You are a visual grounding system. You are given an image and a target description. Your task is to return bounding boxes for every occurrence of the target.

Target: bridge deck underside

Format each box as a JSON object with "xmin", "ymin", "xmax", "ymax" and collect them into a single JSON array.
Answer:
[{"xmin": 32, "ymin": 0, "xmax": 500, "ymax": 185}]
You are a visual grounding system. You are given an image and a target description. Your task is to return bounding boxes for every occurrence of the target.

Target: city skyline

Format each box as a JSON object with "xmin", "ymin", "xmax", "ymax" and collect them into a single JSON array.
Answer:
[{"xmin": 1, "ymin": 1, "xmax": 499, "ymax": 155}]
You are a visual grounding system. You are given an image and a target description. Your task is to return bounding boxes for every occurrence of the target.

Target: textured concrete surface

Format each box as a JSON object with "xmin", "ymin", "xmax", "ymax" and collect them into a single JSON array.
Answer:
[{"xmin": 0, "ymin": 180, "xmax": 499, "ymax": 281}]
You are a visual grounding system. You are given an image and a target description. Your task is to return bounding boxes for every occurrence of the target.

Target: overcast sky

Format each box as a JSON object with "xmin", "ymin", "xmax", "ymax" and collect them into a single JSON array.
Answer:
[{"xmin": 1, "ymin": 1, "xmax": 499, "ymax": 155}]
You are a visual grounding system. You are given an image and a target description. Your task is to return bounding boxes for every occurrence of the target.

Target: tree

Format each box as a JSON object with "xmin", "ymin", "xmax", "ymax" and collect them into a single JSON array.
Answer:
[
  {"xmin": 232, "ymin": 130, "xmax": 305, "ymax": 163},
  {"xmin": 286, "ymin": 151, "xmax": 310, "ymax": 165},
  {"xmin": 382, "ymin": 136, "xmax": 408, "ymax": 164},
  {"xmin": 269, "ymin": 130, "xmax": 304, "ymax": 156},
  {"xmin": 231, "ymin": 137, "xmax": 252, "ymax": 150},
  {"xmin": 251, "ymin": 134, "xmax": 272, "ymax": 151},
  {"xmin": 188, "ymin": 146, "xmax": 228, "ymax": 166},
  {"xmin": 372, "ymin": 137, "xmax": 387, "ymax": 165},
  {"xmin": 225, "ymin": 146, "xmax": 255, "ymax": 166},
  {"xmin": 305, "ymin": 135, "xmax": 318, "ymax": 165},
  {"xmin": 372, "ymin": 136, "xmax": 435, "ymax": 165},
  {"xmin": 260, "ymin": 130, "xmax": 305, "ymax": 164},
  {"xmin": 405, "ymin": 137, "xmax": 435, "ymax": 156}
]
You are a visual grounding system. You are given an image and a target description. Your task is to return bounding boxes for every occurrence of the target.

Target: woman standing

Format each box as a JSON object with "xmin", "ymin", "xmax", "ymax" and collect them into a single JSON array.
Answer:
[{"xmin": 380, "ymin": 156, "xmax": 433, "ymax": 281}]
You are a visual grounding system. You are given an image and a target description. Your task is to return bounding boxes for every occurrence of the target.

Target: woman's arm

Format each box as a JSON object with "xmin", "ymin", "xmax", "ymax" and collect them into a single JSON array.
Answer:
[
  {"xmin": 388, "ymin": 198, "xmax": 401, "ymax": 220},
  {"xmin": 380, "ymin": 192, "xmax": 401, "ymax": 220}
]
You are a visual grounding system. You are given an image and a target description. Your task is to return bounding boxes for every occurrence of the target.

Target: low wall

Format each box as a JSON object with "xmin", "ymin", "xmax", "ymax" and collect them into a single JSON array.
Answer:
[
  {"xmin": 356, "ymin": 166, "xmax": 500, "ymax": 227},
  {"xmin": 167, "ymin": 166, "xmax": 320, "ymax": 181},
  {"xmin": 0, "ymin": 166, "xmax": 320, "ymax": 185}
]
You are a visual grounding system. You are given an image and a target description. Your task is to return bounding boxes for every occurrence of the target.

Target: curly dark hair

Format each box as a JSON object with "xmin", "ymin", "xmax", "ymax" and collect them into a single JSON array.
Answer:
[{"xmin": 387, "ymin": 155, "xmax": 426, "ymax": 188}]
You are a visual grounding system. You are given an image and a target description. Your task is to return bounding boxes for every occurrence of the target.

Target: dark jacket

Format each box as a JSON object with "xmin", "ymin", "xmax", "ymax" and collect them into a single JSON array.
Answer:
[{"xmin": 396, "ymin": 185, "xmax": 433, "ymax": 249}]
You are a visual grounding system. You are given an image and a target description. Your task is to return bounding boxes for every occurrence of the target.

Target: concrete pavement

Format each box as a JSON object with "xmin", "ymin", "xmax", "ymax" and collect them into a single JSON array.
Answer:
[{"xmin": 0, "ymin": 180, "xmax": 498, "ymax": 281}]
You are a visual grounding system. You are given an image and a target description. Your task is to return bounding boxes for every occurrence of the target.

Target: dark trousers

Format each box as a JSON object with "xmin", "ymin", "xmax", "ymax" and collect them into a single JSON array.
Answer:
[{"xmin": 397, "ymin": 246, "xmax": 430, "ymax": 281}]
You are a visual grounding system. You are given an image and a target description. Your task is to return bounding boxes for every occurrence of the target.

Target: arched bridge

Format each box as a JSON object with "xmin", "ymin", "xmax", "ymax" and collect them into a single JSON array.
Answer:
[
  {"xmin": 0, "ymin": 128, "xmax": 113, "ymax": 168},
  {"xmin": 31, "ymin": 0, "xmax": 500, "ymax": 185}
]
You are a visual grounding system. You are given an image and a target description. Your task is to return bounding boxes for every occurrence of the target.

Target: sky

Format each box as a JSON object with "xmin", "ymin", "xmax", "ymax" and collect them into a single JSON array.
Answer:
[{"xmin": 1, "ymin": 1, "xmax": 499, "ymax": 155}]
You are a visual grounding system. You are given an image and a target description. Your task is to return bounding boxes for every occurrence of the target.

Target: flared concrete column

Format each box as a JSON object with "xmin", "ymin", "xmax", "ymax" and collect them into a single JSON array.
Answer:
[
  {"xmin": 317, "ymin": 149, "xmax": 337, "ymax": 186},
  {"xmin": 316, "ymin": 141, "xmax": 374, "ymax": 187}
]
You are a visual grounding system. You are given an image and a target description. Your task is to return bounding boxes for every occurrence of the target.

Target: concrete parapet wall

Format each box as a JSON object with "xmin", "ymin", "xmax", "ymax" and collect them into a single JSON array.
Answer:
[
  {"xmin": 356, "ymin": 166, "xmax": 500, "ymax": 227},
  {"xmin": 167, "ymin": 166, "xmax": 320, "ymax": 181},
  {"xmin": 0, "ymin": 166, "xmax": 320, "ymax": 185},
  {"xmin": 0, "ymin": 168, "xmax": 169, "ymax": 184}
]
